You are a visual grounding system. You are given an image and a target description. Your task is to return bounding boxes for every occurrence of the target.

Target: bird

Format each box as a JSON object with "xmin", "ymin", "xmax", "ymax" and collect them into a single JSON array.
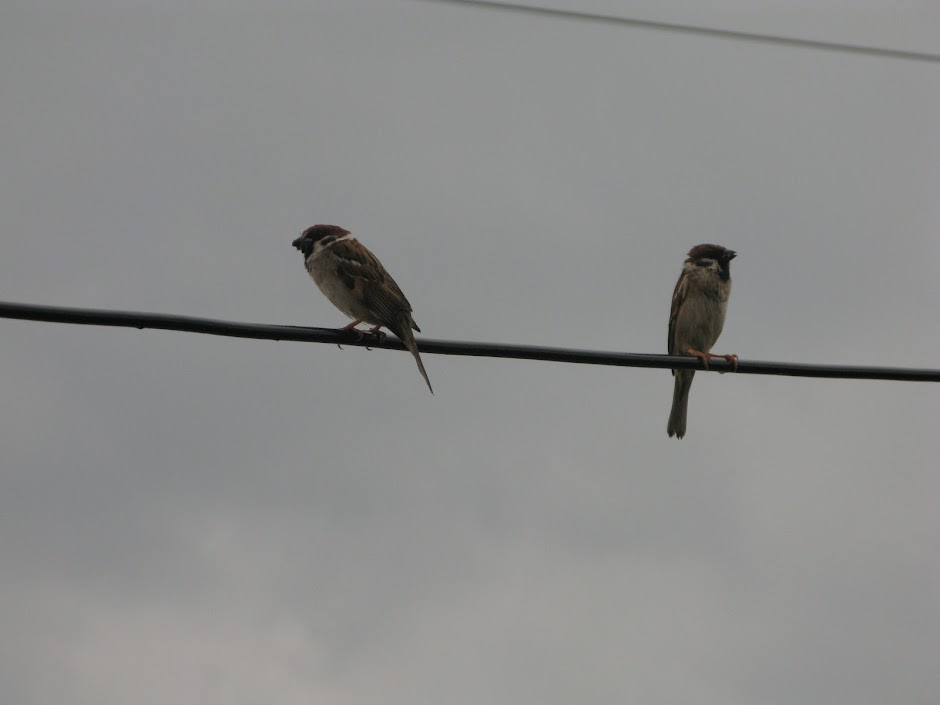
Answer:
[
  {"xmin": 667, "ymin": 244, "xmax": 737, "ymax": 438},
  {"xmin": 292, "ymin": 224, "xmax": 433, "ymax": 394}
]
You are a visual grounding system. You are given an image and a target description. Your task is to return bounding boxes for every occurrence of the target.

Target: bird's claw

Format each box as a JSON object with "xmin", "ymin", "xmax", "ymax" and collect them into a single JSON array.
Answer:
[
  {"xmin": 337, "ymin": 322, "xmax": 386, "ymax": 350},
  {"xmin": 686, "ymin": 348, "xmax": 711, "ymax": 371},
  {"xmin": 686, "ymin": 349, "xmax": 739, "ymax": 372},
  {"xmin": 364, "ymin": 326, "xmax": 386, "ymax": 350}
]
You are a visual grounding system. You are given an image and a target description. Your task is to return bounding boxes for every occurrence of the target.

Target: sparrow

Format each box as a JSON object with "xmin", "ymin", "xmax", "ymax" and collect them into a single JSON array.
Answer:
[
  {"xmin": 667, "ymin": 244, "xmax": 737, "ymax": 439},
  {"xmin": 292, "ymin": 224, "xmax": 433, "ymax": 394}
]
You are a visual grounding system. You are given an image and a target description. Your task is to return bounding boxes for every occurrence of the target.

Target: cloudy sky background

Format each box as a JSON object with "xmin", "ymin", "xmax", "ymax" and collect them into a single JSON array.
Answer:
[{"xmin": 2, "ymin": 1, "xmax": 939, "ymax": 703}]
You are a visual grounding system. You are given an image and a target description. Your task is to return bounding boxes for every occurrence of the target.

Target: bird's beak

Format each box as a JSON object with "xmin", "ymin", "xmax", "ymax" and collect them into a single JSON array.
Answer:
[
  {"xmin": 291, "ymin": 237, "xmax": 303, "ymax": 250},
  {"xmin": 727, "ymin": 250, "xmax": 737, "ymax": 260}
]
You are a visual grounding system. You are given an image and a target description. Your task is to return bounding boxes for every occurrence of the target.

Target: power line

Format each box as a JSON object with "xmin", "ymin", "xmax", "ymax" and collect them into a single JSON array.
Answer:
[
  {"xmin": 1, "ymin": 300, "xmax": 937, "ymax": 383},
  {"xmin": 417, "ymin": 0, "xmax": 940, "ymax": 64}
]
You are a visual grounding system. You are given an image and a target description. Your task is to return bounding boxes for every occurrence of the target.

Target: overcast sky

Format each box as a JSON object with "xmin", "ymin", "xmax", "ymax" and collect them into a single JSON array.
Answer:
[{"xmin": 1, "ymin": 2, "xmax": 939, "ymax": 704}]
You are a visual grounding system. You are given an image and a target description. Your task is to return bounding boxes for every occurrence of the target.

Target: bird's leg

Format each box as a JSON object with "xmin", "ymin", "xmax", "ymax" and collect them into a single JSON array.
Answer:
[
  {"xmin": 359, "ymin": 324, "xmax": 387, "ymax": 351},
  {"xmin": 338, "ymin": 321, "xmax": 385, "ymax": 350},
  {"xmin": 686, "ymin": 348, "xmax": 739, "ymax": 372},
  {"xmin": 720, "ymin": 353, "xmax": 739, "ymax": 372},
  {"xmin": 366, "ymin": 325, "xmax": 387, "ymax": 341},
  {"xmin": 338, "ymin": 318, "xmax": 367, "ymax": 348},
  {"xmin": 342, "ymin": 318, "xmax": 367, "ymax": 334},
  {"xmin": 685, "ymin": 348, "xmax": 711, "ymax": 371}
]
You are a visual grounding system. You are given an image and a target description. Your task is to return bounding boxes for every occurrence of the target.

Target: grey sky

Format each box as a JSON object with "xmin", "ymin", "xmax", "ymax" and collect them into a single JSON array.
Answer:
[{"xmin": 1, "ymin": 2, "xmax": 938, "ymax": 704}]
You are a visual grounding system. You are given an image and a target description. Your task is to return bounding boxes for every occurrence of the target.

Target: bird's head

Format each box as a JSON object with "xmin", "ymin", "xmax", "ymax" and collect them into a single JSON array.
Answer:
[
  {"xmin": 686, "ymin": 244, "xmax": 736, "ymax": 281},
  {"xmin": 292, "ymin": 224, "xmax": 351, "ymax": 257}
]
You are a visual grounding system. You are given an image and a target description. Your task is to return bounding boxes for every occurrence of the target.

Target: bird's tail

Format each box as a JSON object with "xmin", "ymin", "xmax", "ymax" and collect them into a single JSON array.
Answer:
[
  {"xmin": 394, "ymin": 318, "xmax": 433, "ymax": 394},
  {"xmin": 667, "ymin": 370, "xmax": 694, "ymax": 439}
]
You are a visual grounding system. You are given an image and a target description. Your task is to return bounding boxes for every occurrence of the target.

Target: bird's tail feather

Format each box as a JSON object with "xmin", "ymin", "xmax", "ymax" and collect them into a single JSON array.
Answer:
[
  {"xmin": 667, "ymin": 370, "xmax": 694, "ymax": 439},
  {"xmin": 395, "ymin": 321, "xmax": 433, "ymax": 394}
]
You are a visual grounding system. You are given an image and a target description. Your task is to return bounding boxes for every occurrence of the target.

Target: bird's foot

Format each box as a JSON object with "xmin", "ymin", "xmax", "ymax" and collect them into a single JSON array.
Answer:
[
  {"xmin": 341, "ymin": 319, "xmax": 367, "ymax": 336},
  {"xmin": 360, "ymin": 325, "xmax": 386, "ymax": 350},
  {"xmin": 338, "ymin": 319, "xmax": 367, "ymax": 348},
  {"xmin": 338, "ymin": 322, "xmax": 386, "ymax": 350},
  {"xmin": 686, "ymin": 348, "xmax": 712, "ymax": 371},
  {"xmin": 686, "ymin": 349, "xmax": 739, "ymax": 372}
]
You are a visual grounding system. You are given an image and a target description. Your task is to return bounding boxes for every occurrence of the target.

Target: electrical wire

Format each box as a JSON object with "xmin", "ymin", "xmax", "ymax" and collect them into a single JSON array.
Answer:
[
  {"xmin": 416, "ymin": 0, "xmax": 940, "ymax": 64},
  {"xmin": 1, "ymin": 300, "xmax": 937, "ymax": 382}
]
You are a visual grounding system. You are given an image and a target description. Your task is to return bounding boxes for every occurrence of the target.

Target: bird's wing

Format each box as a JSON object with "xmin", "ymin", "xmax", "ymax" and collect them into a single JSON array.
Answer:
[
  {"xmin": 330, "ymin": 239, "xmax": 414, "ymax": 327},
  {"xmin": 668, "ymin": 270, "xmax": 688, "ymax": 359}
]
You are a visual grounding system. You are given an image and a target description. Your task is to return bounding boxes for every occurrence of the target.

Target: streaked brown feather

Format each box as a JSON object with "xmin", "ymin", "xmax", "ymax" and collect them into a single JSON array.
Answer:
[
  {"xmin": 668, "ymin": 270, "xmax": 688, "ymax": 361},
  {"xmin": 329, "ymin": 239, "xmax": 415, "ymax": 327}
]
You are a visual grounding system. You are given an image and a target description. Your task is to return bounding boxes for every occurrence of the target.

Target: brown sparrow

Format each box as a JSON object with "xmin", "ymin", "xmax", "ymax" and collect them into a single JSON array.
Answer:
[
  {"xmin": 292, "ymin": 224, "xmax": 432, "ymax": 394},
  {"xmin": 667, "ymin": 244, "xmax": 737, "ymax": 438}
]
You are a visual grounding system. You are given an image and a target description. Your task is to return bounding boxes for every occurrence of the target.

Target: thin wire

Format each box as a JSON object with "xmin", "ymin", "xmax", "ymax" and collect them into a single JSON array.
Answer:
[
  {"xmin": 1, "ymin": 300, "xmax": 937, "ymax": 382},
  {"xmin": 416, "ymin": 0, "xmax": 940, "ymax": 64}
]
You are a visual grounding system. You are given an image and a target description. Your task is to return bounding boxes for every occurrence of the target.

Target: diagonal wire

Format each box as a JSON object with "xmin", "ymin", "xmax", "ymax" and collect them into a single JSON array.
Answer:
[
  {"xmin": 1, "ymin": 300, "xmax": 938, "ymax": 382},
  {"xmin": 416, "ymin": 0, "xmax": 940, "ymax": 64}
]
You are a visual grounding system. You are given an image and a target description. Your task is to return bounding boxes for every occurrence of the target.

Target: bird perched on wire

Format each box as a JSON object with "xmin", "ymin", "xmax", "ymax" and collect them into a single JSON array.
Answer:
[
  {"xmin": 292, "ymin": 224, "xmax": 433, "ymax": 394},
  {"xmin": 667, "ymin": 244, "xmax": 738, "ymax": 438}
]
